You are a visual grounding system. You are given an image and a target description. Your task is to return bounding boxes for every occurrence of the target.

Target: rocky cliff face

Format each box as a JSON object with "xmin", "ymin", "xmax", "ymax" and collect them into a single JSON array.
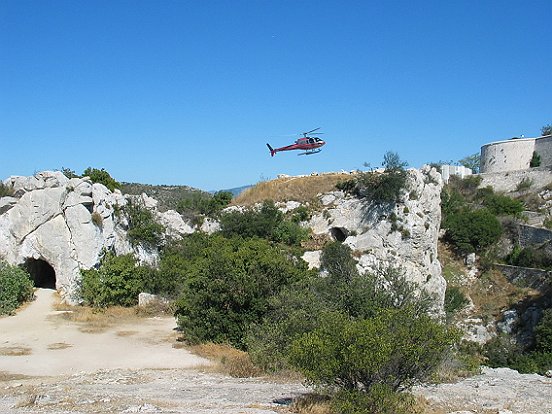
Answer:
[
  {"xmin": 0, "ymin": 172, "xmax": 133, "ymax": 302},
  {"xmin": 1, "ymin": 168, "xmax": 446, "ymax": 310},
  {"xmin": 303, "ymin": 166, "xmax": 446, "ymax": 311}
]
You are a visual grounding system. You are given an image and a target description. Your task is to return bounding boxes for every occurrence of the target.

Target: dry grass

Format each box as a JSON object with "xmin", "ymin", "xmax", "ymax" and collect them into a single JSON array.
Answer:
[
  {"xmin": 0, "ymin": 346, "xmax": 32, "ymax": 356},
  {"xmin": 233, "ymin": 173, "xmax": 354, "ymax": 206},
  {"xmin": 0, "ymin": 371, "xmax": 31, "ymax": 381},
  {"xmin": 188, "ymin": 343, "xmax": 262, "ymax": 378},
  {"xmin": 289, "ymin": 393, "xmax": 332, "ymax": 414},
  {"xmin": 51, "ymin": 304, "xmax": 140, "ymax": 333},
  {"xmin": 46, "ymin": 342, "xmax": 72, "ymax": 350}
]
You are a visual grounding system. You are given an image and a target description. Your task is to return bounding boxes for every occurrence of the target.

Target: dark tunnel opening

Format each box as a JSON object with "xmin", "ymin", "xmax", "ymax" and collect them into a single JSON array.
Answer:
[
  {"xmin": 329, "ymin": 227, "xmax": 348, "ymax": 242},
  {"xmin": 24, "ymin": 258, "xmax": 56, "ymax": 289}
]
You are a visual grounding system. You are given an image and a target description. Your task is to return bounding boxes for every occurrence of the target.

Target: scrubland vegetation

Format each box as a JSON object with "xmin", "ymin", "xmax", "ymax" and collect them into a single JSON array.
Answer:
[
  {"xmin": 74, "ymin": 161, "xmax": 458, "ymax": 413},
  {"xmin": 0, "ymin": 262, "xmax": 33, "ymax": 315},
  {"xmin": 4, "ymin": 158, "xmax": 552, "ymax": 412}
]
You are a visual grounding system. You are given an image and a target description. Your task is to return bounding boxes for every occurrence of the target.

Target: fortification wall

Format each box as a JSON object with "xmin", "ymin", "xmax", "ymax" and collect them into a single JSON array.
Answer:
[
  {"xmin": 478, "ymin": 167, "xmax": 552, "ymax": 193},
  {"xmin": 480, "ymin": 138, "xmax": 535, "ymax": 173},
  {"xmin": 535, "ymin": 135, "xmax": 552, "ymax": 167},
  {"xmin": 480, "ymin": 135, "xmax": 552, "ymax": 173}
]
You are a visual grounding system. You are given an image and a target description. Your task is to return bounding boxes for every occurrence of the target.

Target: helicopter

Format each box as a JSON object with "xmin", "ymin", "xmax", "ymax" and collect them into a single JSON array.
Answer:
[{"xmin": 266, "ymin": 128, "xmax": 326, "ymax": 156}]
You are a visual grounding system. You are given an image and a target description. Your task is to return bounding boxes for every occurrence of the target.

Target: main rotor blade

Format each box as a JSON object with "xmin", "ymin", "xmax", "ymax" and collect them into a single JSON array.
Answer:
[{"xmin": 304, "ymin": 127, "xmax": 321, "ymax": 135}]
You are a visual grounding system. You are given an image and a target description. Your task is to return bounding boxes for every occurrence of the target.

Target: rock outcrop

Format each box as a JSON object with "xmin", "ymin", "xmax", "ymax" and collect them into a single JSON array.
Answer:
[
  {"xmin": 0, "ymin": 171, "xmax": 194, "ymax": 303},
  {"xmin": 304, "ymin": 166, "xmax": 446, "ymax": 311}
]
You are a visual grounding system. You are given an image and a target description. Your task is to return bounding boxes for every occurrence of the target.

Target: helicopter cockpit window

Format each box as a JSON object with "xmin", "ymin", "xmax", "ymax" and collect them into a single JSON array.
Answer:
[{"xmin": 308, "ymin": 138, "xmax": 314, "ymax": 144}]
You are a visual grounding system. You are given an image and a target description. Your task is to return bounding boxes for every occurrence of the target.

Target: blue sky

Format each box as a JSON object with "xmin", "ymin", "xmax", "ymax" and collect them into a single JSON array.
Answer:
[{"xmin": 1, "ymin": 0, "xmax": 551, "ymax": 191}]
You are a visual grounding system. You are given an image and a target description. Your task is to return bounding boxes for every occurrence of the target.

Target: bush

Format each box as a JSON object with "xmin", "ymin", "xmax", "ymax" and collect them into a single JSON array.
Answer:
[
  {"xmin": 174, "ymin": 235, "xmax": 309, "ymax": 349},
  {"xmin": 481, "ymin": 193, "xmax": 523, "ymax": 217},
  {"xmin": 80, "ymin": 254, "xmax": 152, "ymax": 307},
  {"xmin": 356, "ymin": 169, "xmax": 407, "ymax": 203},
  {"xmin": 444, "ymin": 286, "xmax": 468, "ymax": 317},
  {"xmin": 177, "ymin": 190, "xmax": 232, "ymax": 218},
  {"xmin": 0, "ymin": 182, "xmax": 14, "ymax": 197},
  {"xmin": 337, "ymin": 152, "xmax": 408, "ymax": 204},
  {"xmin": 125, "ymin": 198, "xmax": 165, "ymax": 248},
  {"xmin": 331, "ymin": 386, "xmax": 419, "ymax": 414},
  {"xmin": 220, "ymin": 200, "xmax": 307, "ymax": 245},
  {"xmin": 507, "ymin": 244, "xmax": 552, "ymax": 269},
  {"xmin": 534, "ymin": 309, "xmax": 552, "ymax": 353},
  {"xmin": 248, "ymin": 245, "xmax": 436, "ymax": 371},
  {"xmin": 530, "ymin": 151, "xmax": 541, "ymax": 168},
  {"xmin": 289, "ymin": 309, "xmax": 457, "ymax": 392},
  {"xmin": 83, "ymin": 167, "xmax": 121, "ymax": 192},
  {"xmin": 0, "ymin": 262, "xmax": 34, "ymax": 315},
  {"xmin": 444, "ymin": 208, "xmax": 502, "ymax": 253}
]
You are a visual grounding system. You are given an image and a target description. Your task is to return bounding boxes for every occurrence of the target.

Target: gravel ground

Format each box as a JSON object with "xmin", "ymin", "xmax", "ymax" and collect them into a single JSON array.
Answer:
[{"xmin": 1, "ymin": 289, "xmax": 551, "ymax": 414}]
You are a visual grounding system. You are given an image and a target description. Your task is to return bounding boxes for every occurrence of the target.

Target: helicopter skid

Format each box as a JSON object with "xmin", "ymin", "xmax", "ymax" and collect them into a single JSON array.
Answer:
[{"xmin": 298, "ymin": 149, "xmax": 322, "ymax": 156}]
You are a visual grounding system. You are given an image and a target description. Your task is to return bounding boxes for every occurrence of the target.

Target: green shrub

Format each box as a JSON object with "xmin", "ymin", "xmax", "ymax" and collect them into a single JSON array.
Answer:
[
  {"xmin": 177, "ymin": 190, "xmax": 232, "ymax": 218},
  {"xmin": 125, "ymin": 199, "xmax": 165, "ymax": 248},
  {"xmin": 0, "ymin": 262, "xmax": 34, "ymax": 315},
  {"xmin": 516, "ymin": 177, "xmax": 534, "ymax": 192},
  {"xmin": 481, "ymin": 193, "xmax": 523, "ymax": 217},
  {"xmin": 335, "ymin": 178, "xmax": 357, "ymax": 194},
  {"xmin": 83, "ymin": 167, "xmax": 121, "ymax": 192},
  {"xmin": 289, "ymin": 309, "xmax": 457, "ymax": 392},
  {"xmin": 535, "ymin": 309, "xmax": 552, "ymax": 353},
  {"xmin": 444, "ymin": 286, "xmax": 468, "ymax": 317},
  {"xmin": 0, "ymin": 182, "xmax": 15, "ymax": 197},
  {"xmin": 220, "ymin": 200, "xmax": 307, "ymax": 245},
  {"xmin": 356, "ymin": 169, "xmax": 407, "ymax": 203},
  {"xmin": 507, "ymin": 244, "xmax": 552, "ymax": 269},
  {"xmin": 444, "ymin": 208, "xmax": 502, "ymax": 253},
  {"xmin": 80, "ymin": 254, "xmax": 152, "ymax": 307},
  {"xmin": 331, "ymin": 386, "xmax": 419, "ymax": 414},
  {"xmin": 174, "ymin": 235, "xmax": 309, "ymax": 349},
  {"xmin": 61, "ymin": 167, "xmax": 79, "ymax": 179},
  {"xmin": 248, "ymin": 245, "xmax": 436, "ymax": 372},
  {"xmin": 530, "ymin": 151, "xmax": 541, "ymax": 168},
  {"xmin": 336, "ymin": 152, "xmax": 408, "ymax": 204}
]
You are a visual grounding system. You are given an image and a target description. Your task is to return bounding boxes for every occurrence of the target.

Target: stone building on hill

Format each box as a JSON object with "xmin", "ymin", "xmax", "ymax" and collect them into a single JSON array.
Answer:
[{"xmin": 480, "ymin": 134, "xmax": 552, "ymax": 173}]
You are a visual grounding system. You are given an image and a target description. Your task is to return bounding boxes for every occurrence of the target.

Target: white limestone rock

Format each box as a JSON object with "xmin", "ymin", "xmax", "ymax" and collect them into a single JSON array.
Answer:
[
  {"xmin": 0, "ymin": 172, "xmax": 152, "ymax": 303},
  {"xmin": 200, "ymin": 217, "xmax": 221, "ymax": 234},
  {"xmin": 306, "ymin": 167, "xmax": 446, "ymax": 313},
  {"xmin": 302, "ymin": 251, "xmax": 321, "ymax": 269},
  {"xmin": 157, "ymin": 209, "xmax": 195, "ymax": 238}
]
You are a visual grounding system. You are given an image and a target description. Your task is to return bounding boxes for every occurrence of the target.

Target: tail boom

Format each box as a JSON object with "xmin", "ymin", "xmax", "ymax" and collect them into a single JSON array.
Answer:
[{"xmin": 266, "ymin": 143, "xmax": 276, "ymax": 157}]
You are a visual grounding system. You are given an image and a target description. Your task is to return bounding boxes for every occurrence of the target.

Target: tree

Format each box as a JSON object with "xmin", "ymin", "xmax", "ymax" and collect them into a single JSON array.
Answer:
[
  {"xmin": 542, "ymin": 123, "xmax": 552, "ymax": 136},
  {"xmin": 0, "ymin": 262, "xmax": 34, "ymax": 315},
  {"xmin": 289, "ymin": 308, "xmax": 457, "ymax": 392},
  {"xmin": 125, "ymin": 198, "xmax": 165, "ymax": 248},
  {"xmin": 83, "ymin": 167, "xmax": 121, "ymax": 192},
  {"xmin": 382, "ymin": 151, "xmax": 408, "ymax": 171},
  {"xmin": 80, "ymin": 254, "xmax": 153, "ymax": 307},
  {"xmin": 444, "ymin": 208, "xmax": 502, "ymax": 253},
  {"xmin": 174, "ymin": 235, "xmax": 309, "ymax": 349},
  {"xmin": 459, "ymin": 153, "xmax": 480, "ymax": 174}
]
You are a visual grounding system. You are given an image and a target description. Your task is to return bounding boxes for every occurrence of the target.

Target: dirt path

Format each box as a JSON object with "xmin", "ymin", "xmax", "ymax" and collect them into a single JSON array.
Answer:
[
  {"xmin": 0, "ymin": 288, "xmax": 208, "ymax": 376},
  {"xmin": 1, "ymin": 289, "xmax": 551, "ymax": 414}
]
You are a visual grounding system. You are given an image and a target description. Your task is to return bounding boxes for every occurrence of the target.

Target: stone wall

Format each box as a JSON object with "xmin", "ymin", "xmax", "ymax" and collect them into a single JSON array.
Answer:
[
  {"xmin": 496, "ymin": 264, "xmax": 550, "ymax": 291},
  {"xmin": 517, "ymin": 224, "xmax": 552, "ymax": 247},
  {"xmin": 478, "ymin": 167, "xmax": 552, "ymax": 193},
  {"xmin": 480, "ymin": 135, "xmax": 552, "ymax": 173}
]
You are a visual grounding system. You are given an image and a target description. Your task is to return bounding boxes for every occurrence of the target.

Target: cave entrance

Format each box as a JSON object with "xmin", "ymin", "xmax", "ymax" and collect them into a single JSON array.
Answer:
[
  {"xmin": 24, "ymin": 258, "xmax": 56, "ymax": 289},
  {"xmin": 329, "ymin": 227, "xmax": 348, "ymax": 242}
]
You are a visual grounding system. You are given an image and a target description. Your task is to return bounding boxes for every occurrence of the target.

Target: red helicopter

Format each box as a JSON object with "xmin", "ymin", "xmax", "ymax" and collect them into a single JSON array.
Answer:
[{"xmin": 267, "ymin": 128, "xmax": 326, "ymax": 156}]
